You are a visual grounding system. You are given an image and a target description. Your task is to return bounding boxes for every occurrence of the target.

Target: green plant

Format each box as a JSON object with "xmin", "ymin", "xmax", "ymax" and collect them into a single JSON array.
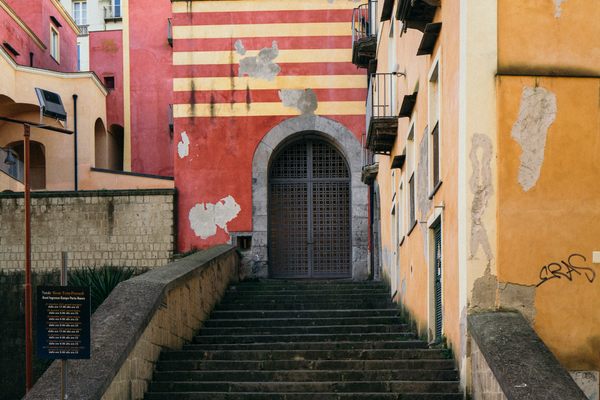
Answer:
[{"xmin": 68, "ymin": 266, "xmax": 141, "ymax": 313}]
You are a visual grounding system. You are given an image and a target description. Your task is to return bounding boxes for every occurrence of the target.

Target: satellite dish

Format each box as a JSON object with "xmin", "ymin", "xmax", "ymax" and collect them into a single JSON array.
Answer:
[{"xmin": 35, "ymin": 88, "xmax": 67, "ymax": 122}]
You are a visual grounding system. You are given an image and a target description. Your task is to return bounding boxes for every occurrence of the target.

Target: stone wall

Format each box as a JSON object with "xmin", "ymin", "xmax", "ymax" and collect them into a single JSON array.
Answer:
[
  {"xmin": 24, "ymin": 245, "xmax": 239, "ymax": 400},
  {"xmin": 0, "ymin": 189, "xmax": 176, "ymax": 270},
  {"xmin": 471, "ymin": 339, "xmax": 508, "ymax": 400}
]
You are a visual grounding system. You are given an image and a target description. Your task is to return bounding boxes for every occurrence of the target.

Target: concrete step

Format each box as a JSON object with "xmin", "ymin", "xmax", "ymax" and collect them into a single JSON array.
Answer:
[
  {"xmin": 152, "ymin": 369, "xmax": 459, "ymax": 383},
  {"xmin": 209, "ymin": 309, "xmax": 400, "ymax": 320},
  {"xmin": 145, "ymin": 392, "xmax": 464, "ymax": 400},
  {"xmin": 228, "ymin": 282, "xmax": 388, "ymax": 291},
  {"xmin": 221, "ymin": 293, "xmax": 390, "ymax": 304},
  {"xmin": 160, "ymin": 349, "xmax": 448, "ymax": 362},
  {"xmin": 148, "ymin": 380, "xmax": 461, "ymax": 393},
  {"xmin": 192, "ymin": 332, "xmax": 416, "ymax": 344},
  {"xmin": 182, "ymin": 340, "xmax": 428, "ymax": 351},
  {"xmin": 214, "ymin": 301, "xmax": 393, "ymax": 311},
  {"xmin": 204, "ymin": 316, "xmax": 404, "ymax": 328},
  {"xmin": 226, "ymin": 289, "xmax": 390, "ymax": 296},
  {"xmin": 156, "ymin": 359, "xmax": 458, "ymax": 372},
  {"xmin": 198, "ymin": 324, "xmax": 410, "ymax": 336}
]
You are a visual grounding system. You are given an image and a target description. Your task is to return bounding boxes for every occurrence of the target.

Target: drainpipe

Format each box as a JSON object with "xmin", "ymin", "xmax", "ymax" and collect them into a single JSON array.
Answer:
[{"xmin": 72, "ymin": 94, "xmax": 78, "ymax": 191}]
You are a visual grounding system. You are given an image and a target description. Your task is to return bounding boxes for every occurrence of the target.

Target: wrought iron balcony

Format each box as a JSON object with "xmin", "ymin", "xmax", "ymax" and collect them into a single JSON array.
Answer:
[
  {"xmin": 77, "ymin": 25, "xmax": 89, "ymax": 36},
  {"xmin": 104, "ymin": 4, "xmax": 122, "ymax": 21},
  {"xmin": 366, "ymin": 73, "xmax": 398, "ymax": 155},
  {"xmin": 352, "ymin": 1, "xmax": 377, "ymax": 68},
  {"xmin": 361, "ymin": 133, "xmax": 378, "ymax": 184}
]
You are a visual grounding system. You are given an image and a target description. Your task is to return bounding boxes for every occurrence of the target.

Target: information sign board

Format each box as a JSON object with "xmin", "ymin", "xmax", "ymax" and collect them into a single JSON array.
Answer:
[{"xmin": 36, "ymin": 286, "xmax": 91, "ymax": 359}]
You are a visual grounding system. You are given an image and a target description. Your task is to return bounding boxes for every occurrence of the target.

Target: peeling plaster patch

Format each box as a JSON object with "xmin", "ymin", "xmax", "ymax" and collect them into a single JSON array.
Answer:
[
  {"xmin": 554, "ymin": 0, "xmax": 567, "ymax": 17},
  {"xmin": 570, "ymin": 371, "xmax": 599, "ymax": 400},
  {"xmin": 177, "ymin": 132, "xmax": 190, "ymax": 159},
  {"xmin": 189, "ymin": 196, "xmax": 241, "ymax": 239},
  {"xmin": 498, "ymin": 282, "xmax": 537, "ymax": 323},
  {"xmin": 417, "ymin": 133, "xmax": 431, "ymax": 220},
  {"xmin": 511, "ymin": 86, "xmax": 557, "ymax": 191},
  {"xmin": 238, "ymin": 41, "xmax": 281, "ymax": 81},
  {"xmin": 279, "ymin": 89, "xmax": 318, "ymax": 115},
  {"xmin": 471, "ymin": 268, "xmax": 498, "ymax": 311},
  {"xmin": 469, "ymin": 134, "xmax": 494, "ymax": 265},
  {"xmin": 234, "ymin": 39, "xmax": 246, "ymax": 55}
]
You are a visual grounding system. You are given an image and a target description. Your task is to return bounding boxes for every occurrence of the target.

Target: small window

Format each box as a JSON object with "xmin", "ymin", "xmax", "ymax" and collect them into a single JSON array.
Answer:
[
  {"xmin": 50, "ymin": 27, "xmax": 59, "ymax": 62},
  {"xmin": 104, "ymin": 76, "xmax": 115, "ymax": 90}
]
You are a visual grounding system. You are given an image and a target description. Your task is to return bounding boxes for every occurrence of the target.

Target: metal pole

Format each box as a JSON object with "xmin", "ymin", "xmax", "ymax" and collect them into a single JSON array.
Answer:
[
  {"xmin": 24, "ymin": 124, "xmax": 32, "ymax": 392},
  {"xmin": 61, "ymin": 252, "xmax": 68, "ymax": 400},
  {"xmin": 72, "ymin": 95, "xmax": 78, "ymax": 191}
]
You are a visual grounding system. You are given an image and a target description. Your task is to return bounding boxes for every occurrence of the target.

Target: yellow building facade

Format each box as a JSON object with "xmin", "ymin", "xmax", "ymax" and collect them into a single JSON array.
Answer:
[{"xmin": 363, "ymin": 0, "xmax": 599, "ymax": 394}]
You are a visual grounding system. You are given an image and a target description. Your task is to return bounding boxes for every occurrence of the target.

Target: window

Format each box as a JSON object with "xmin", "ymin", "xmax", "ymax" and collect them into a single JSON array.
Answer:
[
  {"xmin": 104, "ymin": 76, "xmax": 115, "ymax": 90},
  {"xmin": 72, "ymin": 1, "xmax": 87, "ymax": 26},
  {"xmin": 113, "ymin": 0, "xmax": 121, "ymax": 18},
  {"xmin": 406, "ymin": 125, "xmax": 416, "ymax": 233},
  {"xmin": 429, "ymin": 60, "xmax": 441, "ymax": 194},
  {"xmin": 432, "ymin": 122, "xmax": 440, "ymax": 187},
  {"xmin": 409, "ymin": 174, "xmax": 415, "ymax": 229},
  {"xmin": 50, "ymin": 27, "xmax": 59, "ymax": 61}
]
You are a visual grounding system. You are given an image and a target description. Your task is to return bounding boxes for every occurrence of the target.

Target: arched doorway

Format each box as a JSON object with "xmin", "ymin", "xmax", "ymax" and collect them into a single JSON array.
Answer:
[{"xmin": 268, "ymin": 136, "xmax": 352, "ymax": 278}]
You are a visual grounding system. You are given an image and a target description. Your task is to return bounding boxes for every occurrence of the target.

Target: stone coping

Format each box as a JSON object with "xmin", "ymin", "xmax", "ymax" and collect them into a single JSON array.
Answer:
[
  {"xmin": 468, "ymin": 312, "xmax": 587, "ymax": 400},
  {"xmin": 0, "ymin": 188, "xmax": 176, "ymax": 199},
  {"xmin": 24, "ymin": 244, "xmax": 236, "ymax": 400},
  {"xmin": 90, "ymin": 167, "xmax": 174, "ymax": 181}
]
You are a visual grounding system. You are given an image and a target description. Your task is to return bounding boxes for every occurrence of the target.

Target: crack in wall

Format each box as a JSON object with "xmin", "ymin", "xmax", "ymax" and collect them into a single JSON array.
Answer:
[
  {"xmin": 554, "ymin": 0, "xmax": 568, "ymax": 17},
  {"xmin": 469, "ymin": 134, "xmax": 494, "ymax": 266},
  {"xmin": 511, "ymin": 86, "xmax": 557, "ymax": 192}
]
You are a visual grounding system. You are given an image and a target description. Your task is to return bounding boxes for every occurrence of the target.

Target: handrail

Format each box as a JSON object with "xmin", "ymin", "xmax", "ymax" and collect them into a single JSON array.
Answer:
[{"xmin": 369, "ymin": 72, "xmax": 398, "ymax": 119}]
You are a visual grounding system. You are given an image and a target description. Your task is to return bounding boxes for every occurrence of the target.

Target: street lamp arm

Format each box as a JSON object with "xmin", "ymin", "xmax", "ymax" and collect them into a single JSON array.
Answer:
[{"xmin": 0, "ymin": 115, "xmax": 73, "ymax": 135}]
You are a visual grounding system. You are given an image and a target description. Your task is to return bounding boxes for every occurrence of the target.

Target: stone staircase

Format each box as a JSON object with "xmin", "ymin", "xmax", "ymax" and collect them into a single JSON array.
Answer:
[{"xmin": 144, "ymin": 281, "xmax": 462, "ymax": 400}]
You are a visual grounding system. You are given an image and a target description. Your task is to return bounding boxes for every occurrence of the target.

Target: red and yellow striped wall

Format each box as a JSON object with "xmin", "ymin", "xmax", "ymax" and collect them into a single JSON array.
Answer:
[{"xmin": 171, "ymin": 0, "xmax": 367, "ymax": 250}]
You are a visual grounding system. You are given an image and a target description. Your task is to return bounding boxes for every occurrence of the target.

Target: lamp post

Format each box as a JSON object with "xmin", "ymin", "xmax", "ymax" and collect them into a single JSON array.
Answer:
[{"xmin": 0, "ymin": 88, "xmax": 72, "ymax": 392}]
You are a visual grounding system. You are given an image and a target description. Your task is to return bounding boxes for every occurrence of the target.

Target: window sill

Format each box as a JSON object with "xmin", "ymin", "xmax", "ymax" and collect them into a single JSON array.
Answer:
[
  {"xmin": 428, "ymin": 180, "xmax": 443, "ymax": 200},
  {"xmin": 407, "ymin": 220, "xmax": 418, "ymax": 237}
]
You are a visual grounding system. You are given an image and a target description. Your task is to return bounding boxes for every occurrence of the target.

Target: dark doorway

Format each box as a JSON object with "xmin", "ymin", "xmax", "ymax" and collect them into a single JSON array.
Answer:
[{"xmin": 268, "ymin": 137, "xmax": 351, "ymax": 278}]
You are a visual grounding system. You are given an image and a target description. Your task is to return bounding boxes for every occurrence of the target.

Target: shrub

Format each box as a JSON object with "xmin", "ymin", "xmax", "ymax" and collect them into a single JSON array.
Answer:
[{"xmin": 68, "ymin": 266, "xmax": 144, "ymax": 313}]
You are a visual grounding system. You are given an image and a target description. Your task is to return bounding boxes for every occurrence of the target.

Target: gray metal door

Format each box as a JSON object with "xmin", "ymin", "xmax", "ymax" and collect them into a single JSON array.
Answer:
[{"xmin": 269, "ymin": 138, "xmax": 351, "ymax": 278}]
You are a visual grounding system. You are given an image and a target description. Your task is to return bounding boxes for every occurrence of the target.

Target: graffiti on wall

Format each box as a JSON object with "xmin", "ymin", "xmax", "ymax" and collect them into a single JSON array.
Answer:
[{"xmin": 536, "ymin": 253, "xmax": 596, "ymax": 287}]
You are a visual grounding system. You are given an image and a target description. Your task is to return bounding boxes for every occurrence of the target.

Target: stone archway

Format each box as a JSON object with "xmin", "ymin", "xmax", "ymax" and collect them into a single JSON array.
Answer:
[{"xmin": 250, "ymin": 115, "xmax": 368, "ymax": 280}]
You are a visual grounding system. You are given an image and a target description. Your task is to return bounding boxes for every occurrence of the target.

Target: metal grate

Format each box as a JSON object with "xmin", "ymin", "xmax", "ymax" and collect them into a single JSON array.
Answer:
[
  {"xmin": 269, "ymin": 139, "xmax": 351, "ymax": 278},
  {"xmin": 433, "ymin": 223, "xmax": 443, "ymax": 339}
]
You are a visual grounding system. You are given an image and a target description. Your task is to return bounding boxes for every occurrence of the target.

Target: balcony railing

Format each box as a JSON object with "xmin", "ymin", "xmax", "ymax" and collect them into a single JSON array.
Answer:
[
  {"xmin": 366, "ymin": 73, "xmax": 399, "ymax": 155},
  {"xmin": 351, "ymin": 1, "xmax": 377, "ymax": 68},
  {"xmin": 77, "ymin": 24, "xmax": 89, "ymax": 35},
  {"xmin": 104, "ymin": 4, "xmax": 122, "ymax": 21}
]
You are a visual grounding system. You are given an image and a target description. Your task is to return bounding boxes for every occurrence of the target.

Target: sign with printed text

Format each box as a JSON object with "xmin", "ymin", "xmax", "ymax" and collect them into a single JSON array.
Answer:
[{"xmin": 36, "ymin": 286, "xmax": 91, "ymax": 359}]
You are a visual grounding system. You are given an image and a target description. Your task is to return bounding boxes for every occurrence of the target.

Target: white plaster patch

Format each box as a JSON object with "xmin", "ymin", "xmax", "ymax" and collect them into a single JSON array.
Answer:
[
  {"xmin": 554, "ymin": 0, "xmax": 567, "ymax": 18},
  {"xmin": 188, "ymin": 195, "xmax": 241, "ymax": 239},
  {"xmin": 177, "ymin": 131, "xmax": 190, "ymax": 159},
  {"xmin": 511, "ymin": 86, "xmax": 557, "ymax": 192}
]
